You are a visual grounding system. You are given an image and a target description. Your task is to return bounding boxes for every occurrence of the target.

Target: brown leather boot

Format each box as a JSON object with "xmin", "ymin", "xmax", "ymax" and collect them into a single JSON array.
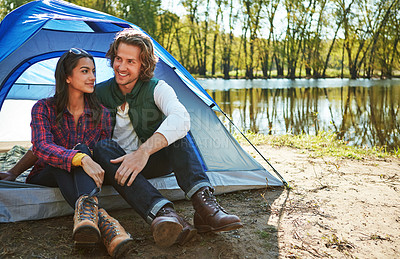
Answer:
[
  {"xmin": 72, "ymin": 195, "xmax": 101, "ymax": 246},
  {"xmin": 151, "ymin": 206, "xmax": 197, "ymax": 247},
  {"xmin": 98, "ymin": 208, "xmax": 134, "ymax": 258},
  {"xmin": 191, "ymin": 187, "xmax": 243, "ymax": 233}
]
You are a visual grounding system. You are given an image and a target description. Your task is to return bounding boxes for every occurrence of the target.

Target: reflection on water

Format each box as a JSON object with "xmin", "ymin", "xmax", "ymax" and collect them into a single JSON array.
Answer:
[{"xmin": 199, "ymin": 78, "xmax": 400, "ymax": 151}]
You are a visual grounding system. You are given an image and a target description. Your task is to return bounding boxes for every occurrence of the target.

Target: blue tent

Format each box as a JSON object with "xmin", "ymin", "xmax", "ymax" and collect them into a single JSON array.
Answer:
[{"xmin": 0, "ymin": 0, "xmax": 283, "ymax": 222}]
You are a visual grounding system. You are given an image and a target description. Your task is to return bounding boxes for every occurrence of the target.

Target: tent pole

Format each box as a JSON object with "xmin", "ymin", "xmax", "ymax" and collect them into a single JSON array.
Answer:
[{"xmin": 219, "ymin": 109, "xmax": 288, "ymax": 187}]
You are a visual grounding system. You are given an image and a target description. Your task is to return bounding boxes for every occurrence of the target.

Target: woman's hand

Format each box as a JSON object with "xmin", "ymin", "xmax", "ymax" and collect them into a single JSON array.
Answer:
[{"xmin": 81, "ymin": 156, "xmax": 104, "ymax": 188}]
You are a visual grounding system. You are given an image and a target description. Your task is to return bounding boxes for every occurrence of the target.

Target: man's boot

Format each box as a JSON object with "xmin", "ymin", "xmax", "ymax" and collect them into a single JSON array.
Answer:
[
  {"xmin": 72, "ymin": 195, "xmax": 101, "ymax": 246},
  {"xmin": 151, "ymin": 205, "xmax": 197, "ymax": 247},
  {"xmin": 191, "ymin": 186, "xmax": 243, "ymax": 233},
  {"xmin": 98, "ymin": 208, "xmax": 134, "ymax": 258}
]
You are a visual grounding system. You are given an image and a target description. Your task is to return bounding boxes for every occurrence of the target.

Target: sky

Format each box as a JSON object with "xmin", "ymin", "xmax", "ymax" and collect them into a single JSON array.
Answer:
[{"xmin": 161, "ymin": 0, "xmax": 187, "ymax": 15}]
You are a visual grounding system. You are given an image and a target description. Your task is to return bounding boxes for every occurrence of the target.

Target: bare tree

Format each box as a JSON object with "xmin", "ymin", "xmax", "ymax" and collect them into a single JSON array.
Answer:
[{"xmin": 242, "ymin": 0, "xmax": 267, "ymax": 79}]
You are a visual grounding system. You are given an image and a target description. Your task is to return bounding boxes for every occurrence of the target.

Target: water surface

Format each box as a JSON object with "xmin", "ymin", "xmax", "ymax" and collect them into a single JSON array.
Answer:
[{"xmin": 199, "ymin": 78, "xmax": 400, "ymax": 150}]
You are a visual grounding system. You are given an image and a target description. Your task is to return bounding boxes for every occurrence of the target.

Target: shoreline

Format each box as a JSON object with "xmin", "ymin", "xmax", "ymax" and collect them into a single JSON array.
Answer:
[{"xmin": 193, "ymin": 75, "xmax": 400, "ymax": 80}]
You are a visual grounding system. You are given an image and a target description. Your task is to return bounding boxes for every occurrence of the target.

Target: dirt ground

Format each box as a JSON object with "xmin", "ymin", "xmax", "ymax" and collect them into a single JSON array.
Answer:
[{"xmin": 1, "ymin": 144, "xmax": 399, "ymax": 258}]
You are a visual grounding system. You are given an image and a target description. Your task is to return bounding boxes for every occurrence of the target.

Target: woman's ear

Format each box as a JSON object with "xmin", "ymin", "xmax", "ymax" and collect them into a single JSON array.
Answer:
[{"xmin": 66, "ymin": 78, "xmax": 71, "ymax": 84}]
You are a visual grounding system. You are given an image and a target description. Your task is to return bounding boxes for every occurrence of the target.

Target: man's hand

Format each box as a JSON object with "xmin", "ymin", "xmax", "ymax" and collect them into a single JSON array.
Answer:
[
  {"xmin": 0, "ymin": 171, "xmax": 17, "ymax": 181},
  {"xmin": 111, "ymin": 148, "xmax": 149, "ymax": 186},
  {"xmin": 110, "ymin": 132, "xmax": 168, "ymax": 187},
  {"xmin": 81, "ymin": 156, "xmax": 105, "ymax": 188},
  {"xmin": 0, "ymin": 149, "xmax": 37, "ymax": 182}
]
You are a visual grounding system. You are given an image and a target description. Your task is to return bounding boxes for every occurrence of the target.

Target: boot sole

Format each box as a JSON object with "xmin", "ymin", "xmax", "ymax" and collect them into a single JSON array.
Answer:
[
  {"xmin": 112, "ymin": 238, "xmax": 134, "ymax": 258},
  {"xmin": 177, "ymin": 226, "xmax": 197, "ymax": 245},
  {"xmin": 196, "ymin": 222, "xmax": 243, "ymax": 233},
  {"xmin": 73, "ymin": 225, "xmax": 101, "ymax": 245},
  {"xmin": 152, "ymin": 217, "xmax": 183, "ymax": 247}
]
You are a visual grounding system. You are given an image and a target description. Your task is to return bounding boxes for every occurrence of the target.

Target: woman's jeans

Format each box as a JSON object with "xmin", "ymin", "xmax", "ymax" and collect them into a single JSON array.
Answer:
[
  {"xmin": 27, "ymin": 144, "xmax": 97, "ymax": 209},
  {"xmin": 93, "ymin": 136, "xmax": 211, "ymax": 223}
]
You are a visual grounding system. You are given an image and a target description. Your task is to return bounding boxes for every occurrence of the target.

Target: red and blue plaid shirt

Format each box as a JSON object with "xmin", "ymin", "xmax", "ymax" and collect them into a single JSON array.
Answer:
[{"xmin": 28, "ymin": 97, "xmax": 111, "ymax": 178}]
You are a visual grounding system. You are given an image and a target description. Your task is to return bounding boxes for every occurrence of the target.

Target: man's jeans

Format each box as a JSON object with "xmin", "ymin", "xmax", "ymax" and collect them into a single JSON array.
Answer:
[
  {"xmin": 93, "ymin": 136, "xmax": 211, "ymax": 223},
  {"xmin": 27, "ymin": 144, "xmax": 97, "ymax": 208}
]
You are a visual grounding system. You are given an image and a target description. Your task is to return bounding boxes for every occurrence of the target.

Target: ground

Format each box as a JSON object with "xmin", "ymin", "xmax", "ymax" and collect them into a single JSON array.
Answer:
[{"xmin": 0, "ymin": 144, "xmax": 399, "ymax": 258}]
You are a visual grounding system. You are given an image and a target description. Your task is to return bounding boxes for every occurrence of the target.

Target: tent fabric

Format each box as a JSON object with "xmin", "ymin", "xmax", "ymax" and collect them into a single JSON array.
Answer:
[
  {"xmin": 0, "ymin": 146, "xmax": 272, "ymax": 223},
  {"xmin": 0, "ymin": 0, "xmax": 283, "ymax": 223},
  {"xmin": 0, "ymin": 0, "xmax": 214, "ymax": 110}
]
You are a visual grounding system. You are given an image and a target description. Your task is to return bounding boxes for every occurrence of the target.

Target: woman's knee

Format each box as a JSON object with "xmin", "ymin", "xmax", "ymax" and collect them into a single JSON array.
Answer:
[
  {"xmin": 93, "ymin": 140, "xmax": 126, "ymax": 166},
  {"xmin": 73, "ymin": 143, "xmax": 91, "ymax": 155},
  {"xmin": 94, "ymin": 139, "xmax": 125, "ymax": 156},
  {"xmin": 94, "ymin": 139, "xmax": 116, "ymax": 152}
]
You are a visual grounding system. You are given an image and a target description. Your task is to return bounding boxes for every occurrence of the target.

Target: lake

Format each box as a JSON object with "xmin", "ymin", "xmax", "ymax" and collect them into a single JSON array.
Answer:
[{"xmin": 198, "ymin": 78, "xmax": 400, "ymax": 151}]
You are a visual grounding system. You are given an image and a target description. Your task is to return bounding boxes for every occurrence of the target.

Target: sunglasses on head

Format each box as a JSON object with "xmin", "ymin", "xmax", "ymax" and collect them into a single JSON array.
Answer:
[{"xmin": 69, "ymin": 48, "xmax": 89, "ymax": 55}]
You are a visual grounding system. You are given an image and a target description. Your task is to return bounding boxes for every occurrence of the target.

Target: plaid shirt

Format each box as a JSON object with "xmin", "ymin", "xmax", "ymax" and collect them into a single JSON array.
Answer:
[{"xmin": 28, "ymin": 97, "xmax": 111, "ymax": 178}]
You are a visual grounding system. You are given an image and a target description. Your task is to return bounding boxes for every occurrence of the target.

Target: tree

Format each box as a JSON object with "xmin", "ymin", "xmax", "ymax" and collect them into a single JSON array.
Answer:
[
  {"xmin": 263, "ymin": 0, "xmax": 281, "ymax": 78},
  {"xmin": 341, "ymin": 0, "xmax": 389, "ymax": 79},
  {"xmin": 308, "ymin": 0, "xmax": 327, "ymax": 78},
  {"xmin": 366, "ymin": 0, "xmax": 400, "ymax": 78},
  {"xmin": 116, "ymin": 0, "xmax": 161, "ymax": 37},
  {"xmin": 221, "ymin": 0, "xmax": 238, "ymax": 79},
  {"xmin": 284, "ymin": 0, "xmax": 316, "ymax": 79},
  {"xmin": 182, "ymin": 0, "xmax": 207, "ymax": 74},
  {"xmin": 1, "ymin": 0, "xmax": 30, "ymax": 20},
  {"xmin": 199, "ymin": 0, "xmax": 211, "ymax": 76},
  {"xmin": 210, "ymin": 0, "xmax": 223, "ymax": 76},
  {"xmin": 322, "ymin": 0, "xmax": 355, "ymax": 78},
  {"xmin": 157, "ymin": 10, "xmax": 180, "ymax": 52},
  {"xmin": 242, "ymin": 0, "xmax": 267, "ymax": 79}
]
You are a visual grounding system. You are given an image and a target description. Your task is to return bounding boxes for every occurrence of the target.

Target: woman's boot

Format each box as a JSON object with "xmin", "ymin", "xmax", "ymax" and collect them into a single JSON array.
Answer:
[
  {"xmin": 98, "ymin": 208, "xmax": 134, "ymax": 258},
  {"xmin": 72, "ymin": 194, "xmax": 101, "ymax": 246}
]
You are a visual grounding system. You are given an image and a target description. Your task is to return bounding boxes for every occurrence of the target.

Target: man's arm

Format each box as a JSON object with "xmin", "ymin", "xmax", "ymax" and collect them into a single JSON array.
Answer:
[
  {"xmin": 153, "ymin": 80, "xmax": 190, "ymax": 145},
  {"xmin": 111, "ymin": 132, "xmax": 167, "ymax": 186},
  {"xmin": 0, "ymin": 149, "xmax": 37, "ymax": 181},
  {"xmin": 110, "ymin": 80, "xmax": 188, "ymax": 187}
]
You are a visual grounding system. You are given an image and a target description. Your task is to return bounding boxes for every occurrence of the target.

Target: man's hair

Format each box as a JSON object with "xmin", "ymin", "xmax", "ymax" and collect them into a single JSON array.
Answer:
[{"xmin": 107, "ymin": 28, "xmax": 158, "ymax": 81}]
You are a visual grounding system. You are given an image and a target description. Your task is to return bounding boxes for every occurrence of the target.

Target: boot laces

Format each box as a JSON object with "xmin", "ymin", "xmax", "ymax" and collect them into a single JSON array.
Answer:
[
  {"xmin": 99, "ymin": 211, "xmax": 121, "ymax": 245},
  {"xmin": 202, "ymin": 188, "xmax": 227, "ymax": 215},
  {"xmin": 77, "ymin": 187, "xmax": 100, "ymax": 221},
  {"xmin": 156, "ymin": 207, "xmax": 174, "ymax": 217}
]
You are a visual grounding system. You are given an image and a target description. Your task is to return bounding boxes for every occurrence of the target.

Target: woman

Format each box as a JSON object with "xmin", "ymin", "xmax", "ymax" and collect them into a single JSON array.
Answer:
[{"xmin": 26, "ymin": 48, "xmax": 133, "ymax": 258}]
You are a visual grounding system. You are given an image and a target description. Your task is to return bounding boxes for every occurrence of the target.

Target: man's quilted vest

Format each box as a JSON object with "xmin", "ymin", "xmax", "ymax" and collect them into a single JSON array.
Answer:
[{"xmin": 95, "ymin": 77, "xmax": 163, "ymax": 143}]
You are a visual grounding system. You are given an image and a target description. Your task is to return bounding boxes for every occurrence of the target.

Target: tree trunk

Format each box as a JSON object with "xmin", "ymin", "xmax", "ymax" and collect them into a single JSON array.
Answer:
[{"xmin": 199, "ymin": 0, "xmax": 210, "ymax": 76}]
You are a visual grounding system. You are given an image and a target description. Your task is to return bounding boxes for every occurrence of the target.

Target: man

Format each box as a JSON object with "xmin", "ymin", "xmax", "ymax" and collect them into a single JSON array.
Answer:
[{"xmin": 0, "ymin": 28, "xmax": 242, "ymax": 248}]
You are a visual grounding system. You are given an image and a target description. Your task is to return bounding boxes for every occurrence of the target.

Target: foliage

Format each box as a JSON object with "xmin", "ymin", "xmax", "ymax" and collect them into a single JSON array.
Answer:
[
  {"xmin": 0, "ymin": 0, "xmax": 30, "ymax": 19},
  {"xmin": 1, "ymin": 0, "xmax": 399, "ymax": 79},
  {"xmin": 115, "ymin": 0, "xmax": 161, "ymax": 36}
]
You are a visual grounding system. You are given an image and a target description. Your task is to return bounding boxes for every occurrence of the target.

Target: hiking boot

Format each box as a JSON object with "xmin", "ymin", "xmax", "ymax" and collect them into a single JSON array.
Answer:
[
  {"xmin": 98, "ymin": 208, "xmax": 134, "ymax": 258},
  {"xmin": 151, "ymin": 206, "xmax": 196, "ymax": 247},
  {"xmin": 72, "ymin": 195, "xmax": 100, "ymax": 246},
  {"xmin": 191, "ymin": 187, "xmax": 243, "ymax": 233}
]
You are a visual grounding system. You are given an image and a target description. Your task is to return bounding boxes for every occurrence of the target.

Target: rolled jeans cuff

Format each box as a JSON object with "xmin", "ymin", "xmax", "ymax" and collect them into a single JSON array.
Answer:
[
  {"xmin": 147, "ymin": 198, "xmax": 173, "ymax": 224},
  {"xmin": 185, "ymin": 181, "xmax": 212, "ymax": 200}
]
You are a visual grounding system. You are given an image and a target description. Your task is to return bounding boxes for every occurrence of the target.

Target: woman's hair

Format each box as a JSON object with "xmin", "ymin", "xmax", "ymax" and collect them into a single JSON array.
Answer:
[
  {"xmin": 106, "ymin": 28, "xmax": 158, "ymax": 81},
  {"xmin": 54, "ymin": 48, "xmax": 102, "ymax": 126}
]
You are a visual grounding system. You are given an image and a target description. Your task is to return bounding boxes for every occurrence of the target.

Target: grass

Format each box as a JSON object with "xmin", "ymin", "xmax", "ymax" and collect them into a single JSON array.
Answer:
[
  {"xmin": 233, "ymin": 131, "xmax": 400, "ymax": 159},
  {"xmin": 256, "ymin": 226, "xmax": 277, "ymax": 250}
]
